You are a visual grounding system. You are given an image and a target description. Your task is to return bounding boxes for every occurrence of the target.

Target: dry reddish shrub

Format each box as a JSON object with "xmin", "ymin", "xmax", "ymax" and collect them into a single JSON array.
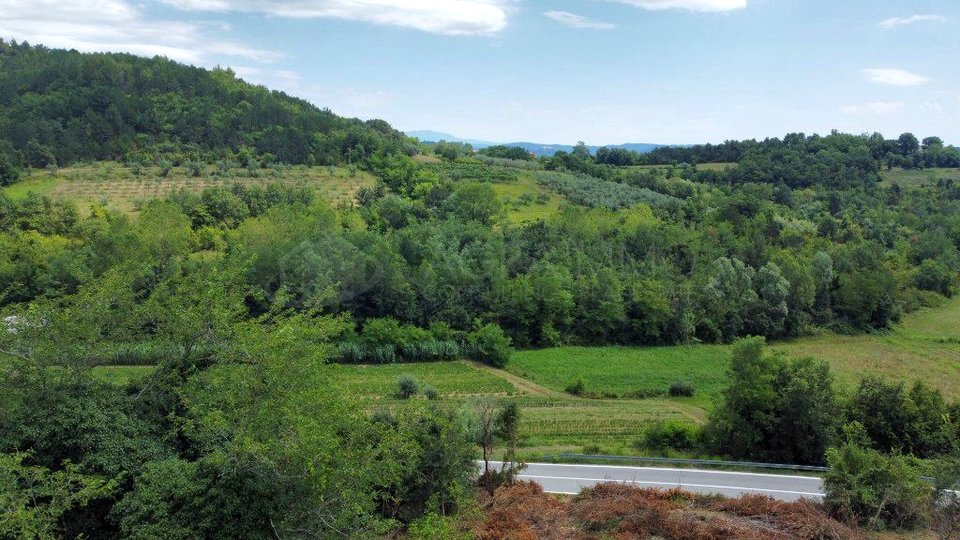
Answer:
[
  {"xmin": 475, "ymin": 482, "xmax": 866, "ymax": 540},
  {"xmin": 569, "ymin": 484, "xmax": 764, "ymax": 539},
  {"xmin": 570, "ymin": 483, "xmax": 688, "ymax": 530},
  {"xmin": 654, "ymin": 511, "xmax": 773, "ymax": 540},
  {"xmin": 711, "ymin": 494, "xmax": 863, "ymax": 540},
  {"xmin": 474, "ymin": 481, "xmax": 585, "ymax": 540}
]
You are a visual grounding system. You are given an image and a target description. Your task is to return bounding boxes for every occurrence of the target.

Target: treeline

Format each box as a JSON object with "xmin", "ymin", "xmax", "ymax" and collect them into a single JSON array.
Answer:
[
  {"xmin": 592, "ymin": 132, "xmax": 960, "ymax": 170},
  {"xmin": 0, "ymin": 40, "xmax": 412, "ymax": 185},
  {"xmin": 546, "ymin": 132, "xmax": 959, "ymax": 190}
]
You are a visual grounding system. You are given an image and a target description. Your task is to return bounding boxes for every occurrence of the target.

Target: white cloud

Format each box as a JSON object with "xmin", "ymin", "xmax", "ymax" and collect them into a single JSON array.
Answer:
[
  {"xmin": 0, "ymin": 0, "xmax": 281, "ymax": 64},
  {"xmin": 235, "ymin": 66, "xmax": 395, "ymax": 118},
  {"xmin": 877, "ymin": 14, "xmax": 945, "ymax": 29},
  {"xmin": 841, "ymin": 102, "xmax": 904, "ymax": 116},
  {"xmin": 862, "ymin": 68, "xmax": 930, "ymax": 87},
  {"xmin": 160, "ymin": 0, "xmax": 508, "ymax": 35},
  {"xmin": 614, "ymin": 0, "xmax": 747, "ymax": 12},
  {"xmin": 545, "ymin": 11, "xmax": 616, "ymax": 30}
]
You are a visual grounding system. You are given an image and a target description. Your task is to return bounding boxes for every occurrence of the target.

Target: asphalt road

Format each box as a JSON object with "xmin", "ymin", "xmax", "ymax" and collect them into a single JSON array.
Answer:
[{"xmin": 484, "ymin": 461, "xmax": 824, "ymax": 502}]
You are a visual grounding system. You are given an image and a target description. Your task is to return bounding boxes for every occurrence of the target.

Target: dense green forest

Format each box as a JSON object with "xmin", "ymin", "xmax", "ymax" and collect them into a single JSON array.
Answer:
[
  {"xmin": 2, "ymin": 44, "xmax": 960, "ymax": 538},
  {"xmin": 0, "ymin": 39, "xmax": 410, "ymax": 185}
]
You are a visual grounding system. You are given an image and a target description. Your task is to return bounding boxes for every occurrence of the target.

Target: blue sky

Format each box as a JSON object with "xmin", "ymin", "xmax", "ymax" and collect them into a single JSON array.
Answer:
[{"xmin": 1, "ymin": 0, "xmax": 958, "ymax": 144}]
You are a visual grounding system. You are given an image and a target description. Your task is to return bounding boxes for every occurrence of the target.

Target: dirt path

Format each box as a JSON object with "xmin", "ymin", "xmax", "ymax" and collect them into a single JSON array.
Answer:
[
  {"xmin": 465, "ymin": 361, "xmax": 709, "ymax": 423},
  {"xmin": 464, "ymin": 360, "xmax": 563, "ymax": 397}
]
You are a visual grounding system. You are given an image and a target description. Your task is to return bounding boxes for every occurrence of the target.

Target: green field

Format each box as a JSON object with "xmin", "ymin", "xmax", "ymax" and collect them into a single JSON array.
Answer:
[
  {"xmin": 509, "ymin": 345, "xmax": 729, "ymax": 408},
  {"xmin": 513, "ymin": 396, "xmax": 703, "ymax": 454},
  {"xmin": 880, "ymin": 167, "xmax": 960, "ymax": 187},
  {"xmin": 332, "ymin": 360, "xmax": 702, "ymax": 455},
  {"xmin": 507, "ymin": 297, "xmax": 960, "ymax": 407},
  {"xmin": 3, "ymin": 162, "xmax": 374, "ymax": 212}
]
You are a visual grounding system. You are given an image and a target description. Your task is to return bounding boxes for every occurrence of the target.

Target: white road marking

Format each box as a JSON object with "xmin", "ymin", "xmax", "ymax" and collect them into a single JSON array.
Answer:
[{"xmin": 488, "ymin": 461, "xmax": 821, "ymax": 481}]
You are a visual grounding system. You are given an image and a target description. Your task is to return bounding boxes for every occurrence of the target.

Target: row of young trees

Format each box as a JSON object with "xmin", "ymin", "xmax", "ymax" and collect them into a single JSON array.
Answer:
[{"xmin": 591, "ymin": 131, "xmax": 960, "ymax": 170}]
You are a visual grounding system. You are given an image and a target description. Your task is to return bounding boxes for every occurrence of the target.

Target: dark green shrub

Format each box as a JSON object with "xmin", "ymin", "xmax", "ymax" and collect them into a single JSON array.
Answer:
[
  {"xmin": 824, "ymin": 441, "xmax": 930, "ymax": 530},
  {"xmin": 467, "ymin": 323, "xmax": 512, "ymax": 368},
  {"xmin": 565, "ymin": 379, "xmax": 585, "ymax": 396},
  {"xmin": 668, "ymin": 380, "xmax": 695, "ymax": 397},
  {"xmin": 640, "ymin": 421, "xmax": 700, "ymax": 452},
  {"xmin": 0, "ymin": 148, "xmax": 21, "ymax": 185},
  {"xmin": 423, "ymin": 385, "xmax": 439, "ymax": 401},
  {"xmin": 396, "ymin": 376, "xmax": 419, "ymax": 399}
]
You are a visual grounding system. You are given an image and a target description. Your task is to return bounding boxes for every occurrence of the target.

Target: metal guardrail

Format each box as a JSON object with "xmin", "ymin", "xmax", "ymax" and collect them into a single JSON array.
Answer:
[{"xmin": 545, "ymin": 453, "xmax": 829, "ymax": 472}]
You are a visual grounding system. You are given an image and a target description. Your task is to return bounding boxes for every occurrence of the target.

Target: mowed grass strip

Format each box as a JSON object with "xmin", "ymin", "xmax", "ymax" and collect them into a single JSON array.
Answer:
[
  {"xmin": 332, "ymin": 360, "xmax": 516, "ymax": 398},
  {"xmin": 508, "ymin": 345, "xmax": 730, "ymax": 406}
]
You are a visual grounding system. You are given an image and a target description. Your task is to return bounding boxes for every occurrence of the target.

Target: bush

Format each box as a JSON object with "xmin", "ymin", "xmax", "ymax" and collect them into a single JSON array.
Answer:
[
  {"xmin": 639, "ymin": 421, "xmax": 700, "ymax": 452},
  {"xmin": 406, "ymin": 513, "xmax": 470, "ymax": 540},
  {"xmin": 565, "ymin": 378, "xmax": 585, "ymax": 396},
  {"xmin": 824, "ymin": 441, "xmax": 931, "ymax": 529},
  {"xmin": 423, "ymin": 385, "xmax": 439, "ymax": 401},
  {"xmin": 396, "ymin": 376, "xmax": 419, "ymax": 399},
  {"xmin": 0, "ymin": 148, "xmax": 21, "ymax": 185},
  {"xmin": 467, "ymin": 323, "xmax": 512, "ymax": 368},
  {"xmin": 668, "ymin": 380, "xmax": 695, "ymax": 397}
]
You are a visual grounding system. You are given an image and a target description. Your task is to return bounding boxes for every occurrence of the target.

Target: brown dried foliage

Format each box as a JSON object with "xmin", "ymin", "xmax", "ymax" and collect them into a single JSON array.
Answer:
[
  {"xmin": 475, "ymin": 482, "xmax": 865, "ymax": 540},
  {"xmin": 474, "ymin": 481, "xmax": 586, "ymax": 540}
]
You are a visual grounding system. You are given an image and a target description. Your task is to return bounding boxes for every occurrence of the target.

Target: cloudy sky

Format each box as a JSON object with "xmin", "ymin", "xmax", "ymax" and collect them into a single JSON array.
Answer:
[{"xmin": 1, "ymin": 0, "xmax": 958, "ymax": 144}]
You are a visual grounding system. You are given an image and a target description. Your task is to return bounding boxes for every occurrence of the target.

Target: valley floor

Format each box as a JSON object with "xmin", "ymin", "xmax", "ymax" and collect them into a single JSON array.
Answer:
[{"xmin": 94, "ymin": 296, "xmax": 960, "ymax": 458}]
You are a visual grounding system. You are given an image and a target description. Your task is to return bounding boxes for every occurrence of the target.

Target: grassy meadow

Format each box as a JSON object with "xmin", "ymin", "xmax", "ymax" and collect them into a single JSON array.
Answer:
[
  {"xmin": 773, "ymin": 296, "xmax": 960, "ymax": 400},
  {"xmin": 490, "ymin": 172, "xmax": 568, "ymax": 223},
  {"xmin": 509, "ymin": 345, "xmax": 728, "ymax": 408}
]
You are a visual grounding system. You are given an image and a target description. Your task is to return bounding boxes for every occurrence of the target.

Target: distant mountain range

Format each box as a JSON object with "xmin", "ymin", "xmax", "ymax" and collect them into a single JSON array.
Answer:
[{"xmin": 405, "ymin": 130, "xmax": 671, "ymax": 157}]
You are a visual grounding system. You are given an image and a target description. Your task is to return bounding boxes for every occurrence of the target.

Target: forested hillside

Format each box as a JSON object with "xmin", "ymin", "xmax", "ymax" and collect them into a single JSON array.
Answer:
[
  {"xmin": 2, "ymin": 44, "xmax": 960, "ymax": 539},
  {"xmin": 0, "ymin": 40, "xmax": 410, "ymax": 186}
]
